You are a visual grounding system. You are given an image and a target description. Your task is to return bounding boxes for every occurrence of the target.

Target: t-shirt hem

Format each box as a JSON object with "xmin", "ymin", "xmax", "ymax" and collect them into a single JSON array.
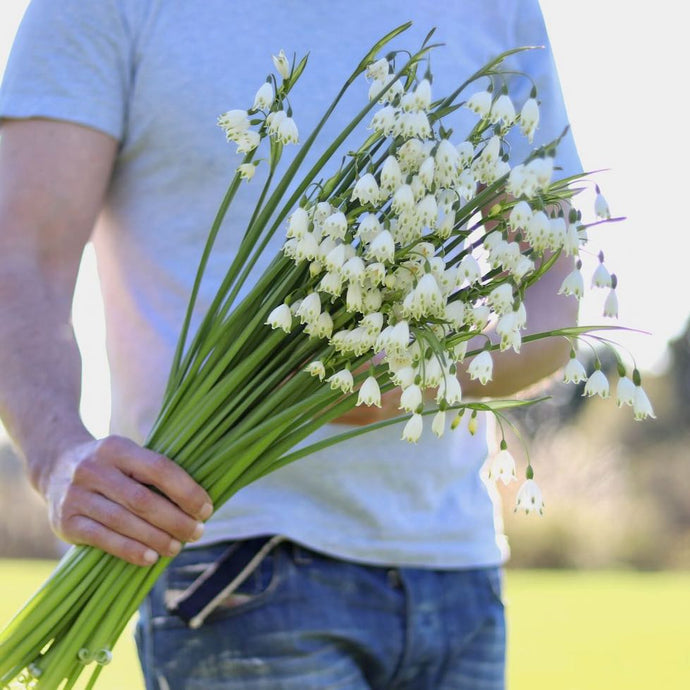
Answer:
[{"xmin": 193, "ymin": 522, "xmax": 508, "ymax": 570}]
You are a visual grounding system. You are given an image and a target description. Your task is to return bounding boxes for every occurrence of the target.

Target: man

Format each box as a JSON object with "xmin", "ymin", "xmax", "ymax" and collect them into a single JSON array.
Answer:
[{"xmin": 0, "ymin": 1, "xmax": 579, "ymax": 687}]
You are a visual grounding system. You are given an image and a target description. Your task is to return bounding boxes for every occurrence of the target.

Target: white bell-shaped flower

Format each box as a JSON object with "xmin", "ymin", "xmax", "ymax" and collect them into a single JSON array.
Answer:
[
  {"xmin": 380, "ymin": 156, "xmax": 403, "ymax": 193},
  {"xmin": 272, "ymin": 49, "xmax": 290, "ymax": 79},
  {"xmin": 352, "ymin": 173, "xmax": 380, "ymax": 206},
  {"xmin": 361, "ymin": 312, "xmax": 384, "ymax": 337},
  {"xmin": 632, "ymin": 385, "xmax": 656, "ymax": 420},
  {"xmin": 252, "ymin": 82, "xmax": 274, "ymax": 111},
  {"xmin": 366, "ymin": 229, "xmax": 396, "ymax": 263},
  {"xmin": 558, "ymin": 265, "xmax": 585, "ymax": 299},
  {"xmin": 412, "ymin": 78, "xmax": 432, "ymax": 111},
  {"xmin": 295, "ymin": 292, "xmax": 321, "ymax": 324},
  {"xmin": 465, "ymin": 90, "xmax": 492, "ymax": 117},
  {"xmin": 515, "ymin": 479, "xmax": 544, "ymax": 515},
  {"xmin": 456, "ymin": 140, "xmax": 474, "ymax": 167},
  {"xmin": 519, "ymin": 97, "xmax": 540, "ymax": 142},
  {"xmin": 305, "ymin": 311, "xmax": 333, "ymax": 339},
  {"xmin": 431, "ymin": 410, "xmax": 446, "ymax": 438},
  {"xmin": 444, "ymin": 301, "xmax": 467, "ymax": 329},
  {"xmin": 322, "ymin": 211, "xmax": 348, "ymax": 241},
  {"xmin": 286, "ymin": 207, "xmax": 310, "ymax": 239},
  {"xmin": 305, "ymin": 360, "xmax": 326, "ymax": 380},
  {"xmin": 490, "ymin": 93, "xmax": 516, "ymax": 126},
  {"xmin": 458, "ymin": 254, "xmax": 482, "ymax": 285},
  {"xmin": 437, "ymin": 373, "xmax": 462, "ymax": 405},
  {"xmin": 368, "ymin": 105, "xmax": 397, "ymax": 135},
  {"xmin": 266, "ymin": 304, "xmax": 292, "ymax": 333},
  {"xmin": 399, "ymin": 384, "xmax": 423, "ymax": 412},
  {"xmin": 594, "ymin": 186, "xmax": 611, "ymax": 219},
  {"xmin": 276, "ymin": 115, "xmax": 299, "ymax": 144},
  {"xmin": 616, "ymin": 375, "xmax": 636, "ymax": 407},
  {"xmin": 592, "ymin": 261, "xmax": 612, "ymax": 288},
  {"xmin": 237, "ymin": 163, "xmax": 257, "ymax": 181},
  {"xmin": 365, "ymin": 57, "xmax": 390, "ymax": 81},
  {"xmin": 563, "ymin": 355, "xmax": 588, "ymax": 384},
  {"xmin": 603, "ymin": 288, "xmax": 618, "ymax": 318},
  {"xmin": 488, "ymin": 444, "xmax": 517, "ymax": 485},
  {"xmin": 319, "ymin": 271, "xmax": 344, "ymax": 297},
  {"xmin": 402, "ymin": 413, "xmax": 424, "ymax": 443},
  {"xmin": 357, "ymin": 376, "xmax": 382, "ymax": 407},
  {"xmin": 487, "ymin": 283, "xmax": 514, "ymax": 315},
  {"xmin": 583, "ymin": 369, "xmax": 610, "ymax": 398},
  {"xmin": 392, "ymin": 184, "xmax": 415, "ymax": 214},
  {"xmin": 234, "ymin": 130, "xmax": 261, "ymax": 154},
  {"xmin": 217, "ymin": 109, "xmax": 250, "ymax": 139},
  {"xmin": 327, "ymin": 369, "xmax": 354, "ymax": 394},
  {"xmin": 467, "ymin": 350, "xmax": 493, "ymax": 385}
]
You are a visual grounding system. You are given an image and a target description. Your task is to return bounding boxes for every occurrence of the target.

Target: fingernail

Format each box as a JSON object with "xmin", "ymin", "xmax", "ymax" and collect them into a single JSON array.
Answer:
[
  {"xmin": 190, "ymin": 522, "xmax": 204, "ymax": 542},
  {"xmin": 199, "ymin": 502, "xmax": 213, "ymax": 521},
  {"xmin": 143, "ymin": 549, "xmax": 159, "ymax": 565},
  {"xmin": 168, "ymin": 540, "xmax": 182, "ymax": 557}
]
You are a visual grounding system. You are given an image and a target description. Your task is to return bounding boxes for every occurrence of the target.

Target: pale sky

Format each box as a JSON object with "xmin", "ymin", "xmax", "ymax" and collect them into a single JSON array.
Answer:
[{"xmin": 0, "ymin": 1, "xmax": 684, "ymax": 436}]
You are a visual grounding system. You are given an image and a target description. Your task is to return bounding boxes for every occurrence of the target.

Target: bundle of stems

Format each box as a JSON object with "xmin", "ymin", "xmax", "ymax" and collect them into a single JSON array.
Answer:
[{"xmin": 0, "ymin": 23, "xmax": 650, "ymax": 690}]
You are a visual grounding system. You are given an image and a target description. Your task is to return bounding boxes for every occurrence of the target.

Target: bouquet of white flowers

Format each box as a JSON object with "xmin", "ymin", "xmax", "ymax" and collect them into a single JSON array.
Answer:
[{"xmin": 0, "ymin": 23, "xmax": 653, "ymax": 690}]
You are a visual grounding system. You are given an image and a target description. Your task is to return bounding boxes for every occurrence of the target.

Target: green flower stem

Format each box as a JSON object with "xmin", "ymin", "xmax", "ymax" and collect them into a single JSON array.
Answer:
[
  {"xmin": 27, "ymin": 558, "xmax": 130, "ymax": 688},
  {"xmin": 231, "ymin": 377, "xmax": 398, "ymax": 491},
  {"xmin": 174, "ymin": 337, "xmax": 327, "ymax": 475},
  {"xmin": 166, "ymin": 159, "xmax": 251, "ymax": 394},
  {"xmin": 147, "ymin": 256, "xmax": 300, "ymax": 447},
  {"xmin": 152, "ymin": 328, "xmax": 287, "ymax": 458},
  {"xmin": 193, "ymin": 376, "xmax": 338, "ymax": 496},
  {"xmin": 165, "ymin": 332, "xmax": 320, "ymax": 468},
  {"xmin": 163, "ymin": 265, "xmax": 303, "ymax": 425},
  {"xmin": 0, "ymin": 550, "xmax": 110, "ymax": 679}
]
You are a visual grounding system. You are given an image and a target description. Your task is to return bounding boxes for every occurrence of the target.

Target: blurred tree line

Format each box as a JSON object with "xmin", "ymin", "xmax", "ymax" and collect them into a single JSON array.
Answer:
[
  {"xmin": 1, "ymin": 321, "xmax": 689, "ymax": 569},
  {"xmin": 499, "ymin": 318, "xmax": 690, "ymax": 570}
]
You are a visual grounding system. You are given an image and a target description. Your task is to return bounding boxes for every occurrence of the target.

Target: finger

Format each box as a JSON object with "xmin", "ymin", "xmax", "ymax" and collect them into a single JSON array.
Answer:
[
  {"xmin": 95, "ymin": 436, "xmax": 213, "ymax": 521},
  {"xmin": 64, "ymin": 514, "xmax": 162, "ymax": 567},
  {"xmin": 85, "ymin": 465, "xmax": 206, "ymax": 545},
  {"xmin": 68, "ymin": 487, "xmax": 183, "ymax": 558}
]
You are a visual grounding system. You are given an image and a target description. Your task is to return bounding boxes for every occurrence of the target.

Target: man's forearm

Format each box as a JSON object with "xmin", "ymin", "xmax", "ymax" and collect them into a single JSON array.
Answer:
[{"xmin": 0, "ymin": 259, "xmax": 92, "ymax": 494}]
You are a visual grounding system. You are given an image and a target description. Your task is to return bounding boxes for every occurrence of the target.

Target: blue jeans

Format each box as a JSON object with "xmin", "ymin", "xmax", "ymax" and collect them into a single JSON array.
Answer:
[{"xmin": 136, "ymin": 538, "xmax": 506, "ymax": 689}]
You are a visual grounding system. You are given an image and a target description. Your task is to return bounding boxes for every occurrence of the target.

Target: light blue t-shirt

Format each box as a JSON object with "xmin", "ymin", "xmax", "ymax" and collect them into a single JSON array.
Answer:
[{"xmin": 0, "ymin": 0, "xmax": 580, "ymax": 568}]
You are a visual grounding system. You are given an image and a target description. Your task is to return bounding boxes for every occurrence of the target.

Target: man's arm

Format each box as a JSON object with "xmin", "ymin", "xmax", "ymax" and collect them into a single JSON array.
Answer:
[{"xmin": 0, "ymin": 119, "xmax": 212, "ymax": 566}]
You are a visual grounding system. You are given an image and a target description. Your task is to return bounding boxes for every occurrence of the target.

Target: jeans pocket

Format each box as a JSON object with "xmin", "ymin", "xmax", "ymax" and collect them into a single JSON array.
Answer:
[
  {"xmin": 484, "ymin": 566, "xmax": 505, "ymax": 607},
  {"xmin": 161, "ymin": 537, "xmax": 286, "ymax": 628}
]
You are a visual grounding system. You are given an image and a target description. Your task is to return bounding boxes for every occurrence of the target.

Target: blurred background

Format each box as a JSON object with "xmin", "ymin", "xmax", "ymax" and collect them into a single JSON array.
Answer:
[{"xmin": 1, "ymin": 1, "xmax": 688, "ymax": 688}]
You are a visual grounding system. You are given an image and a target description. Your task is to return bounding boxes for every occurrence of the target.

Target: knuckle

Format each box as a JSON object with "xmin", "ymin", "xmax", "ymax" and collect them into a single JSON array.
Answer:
[
  {"xmin": 147, "ymin": 453, "xmax": 170, "ymax": 477},
  {"xmin": 65, "ymin": 515, "xmax": 95, "ymax": 545},
  {"xmin": 71, "ymin": 457, "xmax": 99, "ymax": 484},
  {"xmin": 95, "ymin": 434, "xmax": 129, "ymax": 460},
  {"xmin": 126, "ymin": 483, "xmax": 153, "ymax": 514}
]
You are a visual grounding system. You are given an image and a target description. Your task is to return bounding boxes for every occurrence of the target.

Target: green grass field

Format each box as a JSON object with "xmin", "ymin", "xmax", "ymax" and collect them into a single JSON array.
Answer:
[{"xmin": 1, "ymin": 560, "xmax": 688, "ymax": 689}]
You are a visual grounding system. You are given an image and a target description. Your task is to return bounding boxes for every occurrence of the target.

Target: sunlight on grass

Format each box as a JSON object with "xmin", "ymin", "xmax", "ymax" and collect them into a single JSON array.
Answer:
[
  {"xmin": 505, "ymin": 569, "xmax": 690, "ymax": 690},
  {"xmin": 1, "ymin": 560, "xmax": 688, "ymax": 689}
]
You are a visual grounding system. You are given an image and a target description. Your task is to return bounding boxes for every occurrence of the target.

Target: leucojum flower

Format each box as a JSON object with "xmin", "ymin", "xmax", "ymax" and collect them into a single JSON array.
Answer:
[{"xmin": 0, "ymin": 23, "xmax": 653, "ymax": 689}]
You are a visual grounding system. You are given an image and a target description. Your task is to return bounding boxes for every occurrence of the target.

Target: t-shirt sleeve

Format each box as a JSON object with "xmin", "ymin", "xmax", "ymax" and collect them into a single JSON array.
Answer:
[
  {"xmin": 501, "ymin": 0, "xmax": 583, "ymax": 177},
  {"xmin": 0, "ymin": 0, "xmax": 134, "ymax": 141}
]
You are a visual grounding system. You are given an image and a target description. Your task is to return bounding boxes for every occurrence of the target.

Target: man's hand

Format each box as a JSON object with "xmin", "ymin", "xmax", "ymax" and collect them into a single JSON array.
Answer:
[{"xmin": 42, "ymin": 435, "xmax": 213, "ymax": 566}]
